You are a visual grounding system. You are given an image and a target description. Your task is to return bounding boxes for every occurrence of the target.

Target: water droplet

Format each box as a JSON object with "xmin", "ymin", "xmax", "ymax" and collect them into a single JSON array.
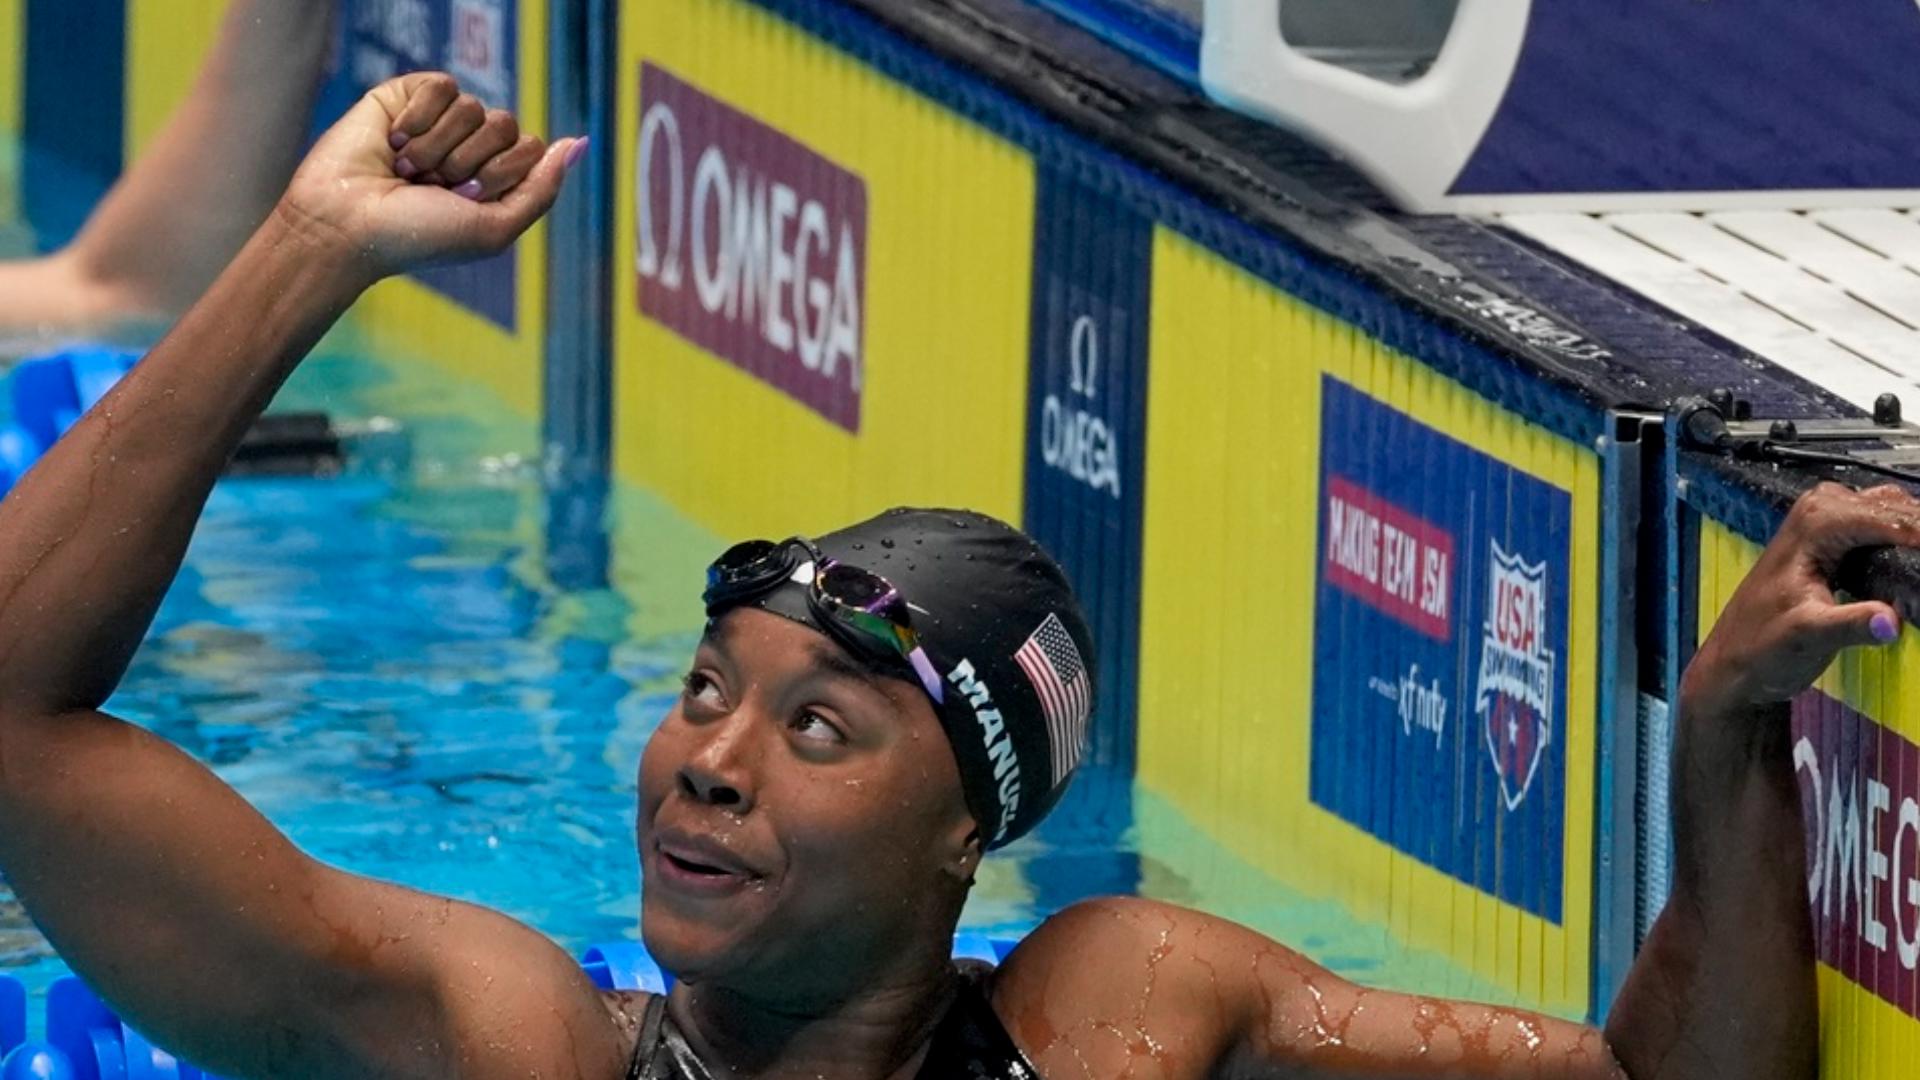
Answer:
[{"xmin": 880, "ymin": 538, "xmax": 895, "ymax": 549}]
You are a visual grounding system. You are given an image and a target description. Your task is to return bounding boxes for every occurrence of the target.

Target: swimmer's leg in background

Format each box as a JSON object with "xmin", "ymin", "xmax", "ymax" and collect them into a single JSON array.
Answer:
[
  {"xmin": 0, "ymin": 75, "xmax": 607, "ymax": 1079},
  {"xmin": 0, "ymin": 0, "xmax": 335, "ymax": 337}
]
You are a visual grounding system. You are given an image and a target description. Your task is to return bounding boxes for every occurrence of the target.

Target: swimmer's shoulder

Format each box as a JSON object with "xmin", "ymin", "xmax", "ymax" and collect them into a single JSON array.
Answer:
[
  {"xmin": 988, "ymin": 896, "xmax": 1309, "ymax": 1078},
  {"xmin": 363, "ymin": 899, "xmax": 646, "ymax": 1079}
]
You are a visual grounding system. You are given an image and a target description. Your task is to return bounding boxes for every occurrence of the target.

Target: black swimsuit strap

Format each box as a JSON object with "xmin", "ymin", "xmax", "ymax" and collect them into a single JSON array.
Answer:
[
  {"xmin": 623, "ymin": 969, "xmax": 1040, "ymax": 1080},
  {"xmin": 628, "ymin": 994, "xmax": 719, "ymax": 1080},
  {"xmin": 913, "ymin": 963, "xmax": 1041, "ymax": 1080},
  {"xmin": 624, "ymin": 996, "xmax": 664, "ymax": 1080}
]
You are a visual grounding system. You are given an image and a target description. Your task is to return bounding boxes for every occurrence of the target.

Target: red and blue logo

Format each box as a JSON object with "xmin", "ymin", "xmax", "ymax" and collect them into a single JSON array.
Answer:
[{"xmin": 1478, "ymin": 541, "xmax": 1556, "ymax": 812}]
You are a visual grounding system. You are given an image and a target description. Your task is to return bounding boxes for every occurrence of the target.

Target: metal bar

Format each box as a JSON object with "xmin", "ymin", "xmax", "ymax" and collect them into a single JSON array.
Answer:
[
  {"xmin": 1639, "ymin": 446, "xmax": 1704, "ymax": 955},
  {"xmin": 542, "ymin": 0, "xmax": 616, "ymax": 590},
  {"xmin": 1853, "ymin": 447, "xmax": 1920, "ymax": 467},
  {"xmin": 1592, "ymin": 410, "xmax": 1656, "ymax": 1020},
  {"xmin": 1724, "ymin": 419, "xmax": 1916, "ymax": 441}
]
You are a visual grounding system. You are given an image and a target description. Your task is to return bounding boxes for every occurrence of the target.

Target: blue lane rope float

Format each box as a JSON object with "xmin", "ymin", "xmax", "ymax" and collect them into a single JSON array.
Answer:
[
  {"xmin": 0, "ymin": 347, "xmax": 141, "ymax": 498},
  {"xmin": 0, "ymin": 347, "xmax": 359, "ymax": 495},
  {"xmin": 0, "ymin": 935, "xmax": 1023, "ymax": 1078}
]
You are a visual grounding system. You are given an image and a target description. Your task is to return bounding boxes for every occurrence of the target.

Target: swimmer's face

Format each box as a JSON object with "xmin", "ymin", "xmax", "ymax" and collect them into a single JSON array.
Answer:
[{"xmin": 636, "ymin": 608, "xmax": 977, "ymax": 994}]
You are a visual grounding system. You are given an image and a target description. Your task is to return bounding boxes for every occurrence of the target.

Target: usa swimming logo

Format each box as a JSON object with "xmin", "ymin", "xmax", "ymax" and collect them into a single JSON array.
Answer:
[{"xmin": 1477, "ymin": 541, "xmax": 1555, "ymax": 812}]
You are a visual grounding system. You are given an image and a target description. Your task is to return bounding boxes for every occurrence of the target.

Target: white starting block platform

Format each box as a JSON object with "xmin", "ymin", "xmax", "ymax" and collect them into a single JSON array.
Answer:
[
  {"xmin": 1506, "ymin": 211, "xmax": 1920, "ymax": 415},
  {"xmin": 1030, "ymin": 0, "xmax": 1920, "ymax": 421},
  {"xmin": 1179, "ymin": 0, "xmax": 1920, "ymax": 416}
]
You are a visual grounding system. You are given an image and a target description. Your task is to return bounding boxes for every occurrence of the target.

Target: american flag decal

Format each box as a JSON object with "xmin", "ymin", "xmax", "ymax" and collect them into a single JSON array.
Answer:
[{"xmin": 1014, "ymin": 613, "xmax": 1091, "ymax": 784}]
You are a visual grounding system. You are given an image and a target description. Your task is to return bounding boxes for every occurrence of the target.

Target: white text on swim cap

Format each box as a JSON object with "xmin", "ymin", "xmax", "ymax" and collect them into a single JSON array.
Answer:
[{"xmin": 947, "ymin": 659, "xmax": 1023, "ymax": 844}]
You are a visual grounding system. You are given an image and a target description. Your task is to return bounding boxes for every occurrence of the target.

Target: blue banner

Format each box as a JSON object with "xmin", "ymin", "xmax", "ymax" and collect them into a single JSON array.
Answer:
[
  {"xmin": 1023, "ymin": 169, "xmax": 1151, "ymax": 780},
  {"xmin": 1310, "ymin": 376, "xmax": 1570, "ymax": 923},
  {"xmin": 23, "ymin": 0, "xmax": 124, "ymax": 248}
]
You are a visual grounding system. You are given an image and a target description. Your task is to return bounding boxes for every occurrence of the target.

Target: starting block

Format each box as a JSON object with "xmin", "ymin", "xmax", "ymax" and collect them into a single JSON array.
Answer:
[{"xmin": 1203, "ymin": 0, "xmax": 1920, "ymax": 213}]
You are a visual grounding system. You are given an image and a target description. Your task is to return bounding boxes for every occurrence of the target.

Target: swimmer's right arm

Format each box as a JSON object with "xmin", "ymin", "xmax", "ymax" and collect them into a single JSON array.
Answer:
[
  {"xmin": 0, "ymin": 76, "xmax": 622, "ymax": 1079},
  {"xmin": 1002, "ymin": 485, "xmax": 1904, "ymax": 1078}
]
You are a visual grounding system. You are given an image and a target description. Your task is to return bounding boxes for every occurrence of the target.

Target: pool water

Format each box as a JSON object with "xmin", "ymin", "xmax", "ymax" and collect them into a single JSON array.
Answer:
[{"xmin": 0, "ymin": 140, "xmax": 1531, "ymax": 1025}]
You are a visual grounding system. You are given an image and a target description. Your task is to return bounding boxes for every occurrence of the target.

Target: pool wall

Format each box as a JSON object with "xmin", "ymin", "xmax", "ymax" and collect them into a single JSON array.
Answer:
[
  {"xmin": 615, "ymin": 0, "xmax": 1034, "ymax": 535},
  {"xmin": 615, "ymin": 0, "xmax": 1606, "ymax": 1018},
  {"xmin": 0, "ymin": 0, "xmax": 16, "ymax": 225},
  {"xmin": 8, "ymin": 0, "xmax": 1919, "ymax": 1053},
  {"xmin": 0, "ymin": 0, "xmax": 17, "ymax": 142}
]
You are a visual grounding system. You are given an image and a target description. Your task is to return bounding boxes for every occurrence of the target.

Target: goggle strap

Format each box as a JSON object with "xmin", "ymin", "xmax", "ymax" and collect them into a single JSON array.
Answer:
[{"xmin": 907, "ymin": 648, "xmax": 946, "ymax": 706}]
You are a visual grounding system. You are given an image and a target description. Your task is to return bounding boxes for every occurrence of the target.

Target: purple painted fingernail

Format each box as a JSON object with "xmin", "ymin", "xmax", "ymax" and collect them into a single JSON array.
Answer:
[
  {"xmin": 394, "ymin": 156, "xmax": 418, "ymax": 178},
  {"xmin": 1873, "ymin": 612, "xmax": 1900, "ymax": 643},
  {"xmin": 454, "ymin": 178, "xmax": 484, "ymax": 201},
  {"xmin": 564, "ymin": 137, "xmax": 590, "ymax": 170},
  {"xmin": 388, "ymin": 130, "xmax": 410, "ymax": 151}
]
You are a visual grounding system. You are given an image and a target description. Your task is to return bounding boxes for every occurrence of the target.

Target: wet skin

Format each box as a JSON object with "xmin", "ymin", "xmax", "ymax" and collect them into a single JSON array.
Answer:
[
  {"xmin": 0, "ymin": 69, "xmax": 1894, "ymax": 1079},
  {"xmin": 572, "ymin": 479, "xmax": 1878, "ymax": 1079},
  {"xmin": 632, "ymin": 610, "xmax": 1634, "ymax": 1079},
  {"xmin": 632, "ymin": 611, "xmax": 980, "ymax": 1076}
]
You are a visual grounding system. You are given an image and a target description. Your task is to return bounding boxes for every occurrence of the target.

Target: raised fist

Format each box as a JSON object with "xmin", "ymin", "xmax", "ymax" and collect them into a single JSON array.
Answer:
[{"xmin": 276, "ymin": 72, "xmax": 581, "ymax": 279}]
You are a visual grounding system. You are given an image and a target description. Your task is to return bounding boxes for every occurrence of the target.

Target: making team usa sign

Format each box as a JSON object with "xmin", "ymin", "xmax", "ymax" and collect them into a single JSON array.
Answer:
[{"xmin": 1312, "ymin": 376, "xmax": 1572, "ymax": 923}]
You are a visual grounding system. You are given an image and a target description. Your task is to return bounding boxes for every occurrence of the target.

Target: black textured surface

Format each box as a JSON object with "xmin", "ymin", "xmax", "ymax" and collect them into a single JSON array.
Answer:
[
  {"xmin": 1404, "ymin": 219, "xmax": 1864, "ymax": 419},
  {"xmin": 1453, "ymin": 0, "xmax": 1920, "ymax": 195}
]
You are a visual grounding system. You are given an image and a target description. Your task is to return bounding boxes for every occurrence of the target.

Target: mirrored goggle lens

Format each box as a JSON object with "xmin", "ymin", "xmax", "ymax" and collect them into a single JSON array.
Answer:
[
  {"xmin": 812, "ymin": 563, "xmax": 945, "ymax": 706},
  {"xmin": 816, "ymin": 564, "xmax": 919, "ymax": 651},
  {"xmin": 815, "ymin": 561, "xmax": 901, "ymax": 614}
]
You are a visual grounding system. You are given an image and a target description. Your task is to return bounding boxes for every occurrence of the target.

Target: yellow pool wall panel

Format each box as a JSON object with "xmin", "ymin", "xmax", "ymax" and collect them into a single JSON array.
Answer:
[
  {"xmin": 0, "ymin": 0, "xmax": 20, "ymax": 139},
  {"xmin": 0, "ymin": 0, "xmax": 18, "ymax": 224},
  {"xmin": 1697, "ymin": 518, "xmax": 1920, "ymax": 1074},
  {"xmin": 1138, "ymin": 229, "xmax": 1600, "ymax": 1018},
  {"xmin": 614, "ymin": 0, "xmax": 1035, "ymax": 540},
  {"xmin": 125, "ymin": 0, "xmax": 228, "ymax": 159}
]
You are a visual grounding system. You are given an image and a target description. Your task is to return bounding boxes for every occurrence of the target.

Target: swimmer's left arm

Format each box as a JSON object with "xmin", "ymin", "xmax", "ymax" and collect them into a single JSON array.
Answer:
[{"xmin": 997, "ymin": 896, "xmax": 1628, "ymax": 1079}]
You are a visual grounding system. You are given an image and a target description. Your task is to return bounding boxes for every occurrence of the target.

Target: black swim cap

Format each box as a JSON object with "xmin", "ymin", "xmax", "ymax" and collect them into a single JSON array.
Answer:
[{"xmin": 706, "ymin": 508, "xmax": 1096, "ymax": 849}]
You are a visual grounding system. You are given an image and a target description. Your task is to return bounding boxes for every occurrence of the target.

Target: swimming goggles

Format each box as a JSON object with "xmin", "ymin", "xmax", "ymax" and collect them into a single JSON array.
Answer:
[{"xmin": 704, "ymin": 537, "xmax": 946, "ymax": 706}]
